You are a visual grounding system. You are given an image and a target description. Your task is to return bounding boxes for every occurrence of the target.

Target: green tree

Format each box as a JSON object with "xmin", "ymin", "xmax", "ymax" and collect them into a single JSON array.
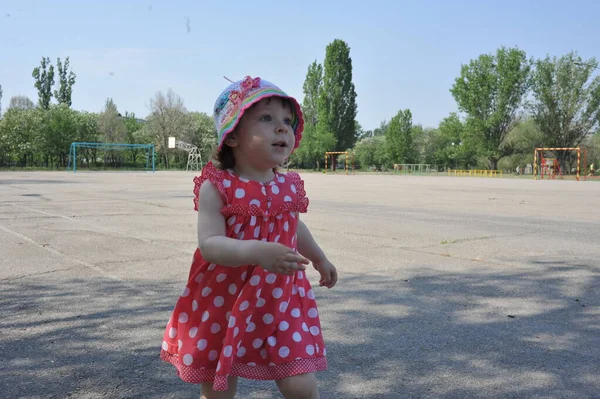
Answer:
[
  {"xmin": 41, "ymin": 104, "xmax": 79, "ymax": 167},
  {"xmin": 54, "ymin": 57, "xmax": 76, "ymax": 106},
  {"xmin": 293, "ymin": 60, "xmax": 324, "ymax": 169},
  {"xmin": 188, "ymin": 111, "xmax": 217, "ymax": 159},
  {"xmin": 98, "ymin": 98, "xmax": 126, "ymax": 143},
  {"xmin": 32, "ymin": 57, "xmax": 55, "ymax": 110},
  {"xmin": 0, "ymin": 108, "xmax": 44, "ymax": 166},
  {"xmin": 317, "ymin": 39, "xmax": 358, "ymax": 152},
  {"xmin": 386, "ymin": 109, "xmax": 414, "ymax": 164},
  {"xmin": 450, "ymin": 46, "xmax": 531, "ymax": 170},
  {"xmin": 529, "ymin": 51, "xmax": 600, "ymax": 170},
  {"xmin": 354, "ymin": 135, "xmax": 389, "ymax": 170},
  {"xmin": 0, "ymin": 84, "xmax": 3, "ymax": 116}
]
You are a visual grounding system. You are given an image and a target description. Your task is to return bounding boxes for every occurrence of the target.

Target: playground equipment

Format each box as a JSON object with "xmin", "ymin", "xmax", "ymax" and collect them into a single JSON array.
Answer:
[
  {"xmin": 533, "ymin": 147, "xmax": 587, "ymax": 181},
  {"xmin": 324, "ymin": 151, "xmax": 355, "ymax": 175},
  {"xmin": 168, "ymin": 137, "xmax": 203, "ymax": 171},
  {"xmin": 67, "ymin": 142, "xmax": 155, "ymax": 172},
  {"xmin": 448, "ymin": 169, "xmax": 503, "ymax": 178},
  {"xmin": 394, "ymin": 164, "xmax": 437, "ymax": 175}
]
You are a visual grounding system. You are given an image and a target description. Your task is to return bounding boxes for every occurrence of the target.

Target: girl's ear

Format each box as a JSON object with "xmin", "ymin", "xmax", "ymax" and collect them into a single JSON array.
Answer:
[{"xmin": 224, "ymin": 132, "xmax": 238, "ymax": 148}]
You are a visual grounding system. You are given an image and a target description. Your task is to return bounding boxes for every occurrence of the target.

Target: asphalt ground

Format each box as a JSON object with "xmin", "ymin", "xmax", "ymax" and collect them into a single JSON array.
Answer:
[{"xmin": 1, "ymin": 171, "xmax": 598, "ymax": 399}]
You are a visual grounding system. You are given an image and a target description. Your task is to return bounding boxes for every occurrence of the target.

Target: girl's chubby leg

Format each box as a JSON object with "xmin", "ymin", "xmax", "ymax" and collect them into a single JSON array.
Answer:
[
  {"xmin": 276, "ymin": 372, "xmax": 320, "ymax": 399},
  {"xmin": 200, "ymin": 377, "xmax": 238, "ymax": 399}
]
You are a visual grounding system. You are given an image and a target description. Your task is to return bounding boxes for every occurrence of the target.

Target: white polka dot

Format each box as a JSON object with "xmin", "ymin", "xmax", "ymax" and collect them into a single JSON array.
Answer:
[
  {"xmin": 323, "ymin": 348, "xmax": 327, "ymax": 356},
  {"xmin": 223, "ymin": 179, "xmax": 231, "ymax": 188},
  {"xmin": 248, "ymin": 362, "xmax": 257, "ymax": 366},
  {"xmin": 238, "ymin": 231, "xmax": 245, "ymax": 239},
  {"xmin": 279, "ymin": 346, "xmax": 290, "ymax": 358},
  {"xmin": 237, "ymin": 346, "xmax": 246, "ymax": 357},
  {"xmin": 241, "ymin": 271, "xmax": 247, "ymax": 281},
  {"xmin": 216, "ymin": 361, "xmax": 221, "ymax": 372},
  {"xmin": 192, "ymin": 300, "xmax": 199, "ymax": 311},
  {"xmin": 181, "ymin": 287, "xmax": 190, "ymax": 297},
  {"xmin": 226, "ymin": 311, "xmax": 231, "ymax": 321},
  {"xmin": 249, "ymin": 199, "xmax": 261, "ymax": 207},
  {"xmin": 189, "ymin": 327, "xmax": 198, "ymax": 338},
  {"xmin": 246, "ymin": 322, "xmax": 256, "ymax": 332},
  {"xmin": 307, "ymin": 289, "xmax": 315, "ymax": 299},
  {"xmin": 162, "ymin": 340, "xmax": 168, "ymax": 351},
  {"xmin": 263, "ymin": 313, "xmax": 274, "ymax": 324},
  {"xmin": 261, "ymin": 186, "xmax": 267, "ymax": 195},
  {"xmin": 197, "ymin": 339, "xmax": 207, "ymax": 350},
  {"xmin": 298, "ymin": 287, "xmax": 306, "ymax": 297},
  {"xmin": 250, "ymin": 275, "xmax": 261, "ymax": 286},
  {"xmin": 216, "ymin": 273, "xmax": 227, "ymax": 283},
  {"xmin": 279, "ymin": 320, "xmax": 289, "ymax": 331},
  {"xmin": 235, "ymin": 188, "xmax": 246, "ymax": 199},
  {"xmin": 308, "ymin": 308, "xmax": 318, "ymax": 318},
  {"xmin": 214, "ymin": 296, "xmax": 225, "ymax": 307},
  {"xmin": 316, "ymin": 343, "xmax": 320, "ymax": 353},
  {"xmin": 297, "ymin": 271, "xmax": 304, "ymax": 279},
  {"xmin": 256, "ymin": 288, "xmax": 262, "ymax": 298},
  {"xmin": 291, "ymin": 308, "xmax": 301, "ymax": 318},
  {"xmin": 183, "ymin": 354, "xmax": 193, "ymax": 366},
  {"xmin": 202, "ymin": 287, "xmax": 212, "ymax": 297},
  {"xmin": 260, "ymin": 348, "xmax": 267, "ymax": 359},
  {"xmin": 306, "ymin": 345, "xmax": 315, "ymax": 355},
  {"xmin": 310, "ymin": 326, "xmax": 320, "ymax": 336},
  {"xmin": 250, "ymin": 216, "xmax": 257, "ymax": 226},
  {"xmin": 178, "ymin": 340, "xmax": 183, "ymax": 350},
  {"xmin": 254, "ymin": 226, "xmax": 261, "ymax": 238},
  {"xmin": 271, "ymin": 185, "xmax": 280, "ymax": 194},
  {"xmin": 178, "ymin": 313, "xmax": 188, "ymax": 323},
  {"xmin": 272, "ymin": 287, "xmax": 283, "ymax": 298},
  {"xmin": 276, "ymin": 214, "xmax": 283, "ymax": 220},
  {"xmin": 234, "ymin": 223, "xmax": 242, "ymax": 234},
  {"xmin": 279, "ymin": 301, "xmax": 289, "ymax": 313},
  {"xmin": 284, "ymin": 195, "xmax": 292, "ymax": 202},
  {"xmin": 292, "ymin": 285, "xmax": 298, "ymax": 295},
  {"xmin": 292, "ymin": 235, "xmax": 296, "ymax": 244},
  {"xmin": 209, "ymin": 350, "xmax": 218, "ymax": 361},
  {"xmin": 283, "ymin": 221, "xmax": 289, "ymax": 232},
  {"xmin": 274, "ymin": 235, "xmax": 280, "ymax": 243},
  {"xmin": 228, "ymin": 284, "xmax": 237, "ymax": 295},
  {"xmin": 269, "ymin": 223, "xmax": 275, "ymax": 232},
  {"xmin": 266, "ymin": 273, "xmax": 277, "ymax": 284},
  {"xmin": 290, "ymin": 211, "xmax": 296, "ymax": 219},
  {"xmin": 253, "ymin": 338, "xmax": 263, "ymax": 349},
  {"xmin": 267, "ymin": 336, "xmax": 277, "ymax": 346},
  {"xmin": 211, "ymin": 323, "xmax": 221, "ymax": 334},
  {"xmin": 234, "ymin": 327, "xmax": 240, "ymax": 337},
  {"xmin": 278, "ymin": 176, "xmax": 286, "ymax": 183},
  {"xmin": 195, "ymin": 273, "xmax": 204, "ymax": 283},
  {"xmin": 207, "ymin": 263, "xmax": 216, "ymax": 271},
  {"xmin": 227, "ymin": 216, "xmax": 236, "ymax": 226},
  {"xmin": 223, "ymin": 345, "xmax": 233, "ymax": 357},
  {"xmin": 302, "ymin": 322, "xmax": 309, "ymax": 332},
  {"xmin": 256, "ymin": 298, "xmax": 266, "ymax": 307},
  {"xmin": 293, "ymin": 332, "xmax": 302, "ymax": 342},
  {"xmin": 169, "ymin": 327, "xmax": 177, "ymax": 338},
  {"xmin": 239, "ymin": 301, "xmax": 249, "ymax": 311},
  {"xmin": 246, "ymin": 315, "xmax": 252, "ymax": 324},
  {"xmin": 201, "ymin": 311, "xmax": 210, "ymax": 322},
  {"xmin": 291, "ymin": 184, "xmax": 297, "ymax": 193},
  {"xmin": 228, "ymin": 316, "xmax": 236, "ymax": 328}
]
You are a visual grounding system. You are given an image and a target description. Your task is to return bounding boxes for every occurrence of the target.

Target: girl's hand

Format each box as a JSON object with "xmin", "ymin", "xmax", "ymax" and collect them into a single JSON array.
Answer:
[
  {"xmin": 255, "ymin": 242, "xmax": 309, "ymax": 275},
  {"xmin": 312, "ymin": 258, "xmax": 338, "ymax": 288}
]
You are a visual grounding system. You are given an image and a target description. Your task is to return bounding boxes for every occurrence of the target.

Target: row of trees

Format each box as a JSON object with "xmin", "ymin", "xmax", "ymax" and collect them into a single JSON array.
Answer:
[
  {"xmin": 1, "ymin": 44, "xmax": 599, "ymax": 171},
  {"xmin": 291, "ymin": 44, "xmax": 600, "ymax": 172},
  {"xmin": 0, "ymin": 57, "xmax": 217, "ymax": 169}
]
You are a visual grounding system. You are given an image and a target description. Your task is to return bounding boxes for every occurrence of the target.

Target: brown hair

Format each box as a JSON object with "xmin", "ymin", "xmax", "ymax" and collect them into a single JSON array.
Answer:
[{"xmin": 211, "ymin": 97, "xmax": 295, "ymax": 171}]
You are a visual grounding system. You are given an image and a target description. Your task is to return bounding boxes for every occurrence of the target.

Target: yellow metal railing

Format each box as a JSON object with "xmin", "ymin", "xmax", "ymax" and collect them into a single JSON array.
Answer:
[{"xmin": 448, "ymin": 169, "xmax": 503, "ymax": 178}]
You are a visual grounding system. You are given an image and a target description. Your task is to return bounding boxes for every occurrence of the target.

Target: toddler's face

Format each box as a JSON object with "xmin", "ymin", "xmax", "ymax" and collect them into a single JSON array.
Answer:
[{"xmin": 230, "ymin": 97, "xmax": 295, "ymax": 168}]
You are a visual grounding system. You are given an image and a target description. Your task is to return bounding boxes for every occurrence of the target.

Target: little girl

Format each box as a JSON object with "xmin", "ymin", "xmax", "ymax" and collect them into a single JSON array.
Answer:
[{"xmin": 160, "ymin": 76, "xmax": 338, "ymax": 399}]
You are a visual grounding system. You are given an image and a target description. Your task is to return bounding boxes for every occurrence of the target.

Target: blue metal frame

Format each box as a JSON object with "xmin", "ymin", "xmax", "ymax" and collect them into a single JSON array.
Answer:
[{"xmin": 67, "ymin": 142, "xmax": 155, "ymax": 172}]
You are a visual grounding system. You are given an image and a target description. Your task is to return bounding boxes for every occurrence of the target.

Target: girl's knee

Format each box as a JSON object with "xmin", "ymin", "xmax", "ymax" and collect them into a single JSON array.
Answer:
[{"xmin": 276, "ymin": 373, "xmax": 319, "ymax": 399}]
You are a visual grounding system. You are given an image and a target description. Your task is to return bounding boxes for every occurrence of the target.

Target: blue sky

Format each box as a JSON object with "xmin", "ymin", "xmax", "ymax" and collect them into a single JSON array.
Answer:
[{"xmin": 1, "ymin": 0, "xmax": 599, "ymax": 131}]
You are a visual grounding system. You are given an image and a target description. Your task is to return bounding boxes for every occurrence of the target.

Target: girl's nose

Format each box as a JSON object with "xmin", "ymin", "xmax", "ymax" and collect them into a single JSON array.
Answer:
[{"xmin": 276, "ymin": 122, "xmax": 289, "ymax": 134}]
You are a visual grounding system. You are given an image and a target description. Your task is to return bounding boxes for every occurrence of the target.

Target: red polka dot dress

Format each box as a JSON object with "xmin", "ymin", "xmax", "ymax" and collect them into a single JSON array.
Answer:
[{"xmin": 160, "ymin": 162, "xmax": 327, "ymax": 391}]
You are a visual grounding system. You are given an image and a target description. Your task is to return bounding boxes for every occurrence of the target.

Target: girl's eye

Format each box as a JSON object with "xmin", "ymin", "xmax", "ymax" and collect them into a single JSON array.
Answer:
[
  {"xmin": 284, "ymin": 118, "xmax": 292, "ymax": 125},
  {"xmin": 260, "ymin": 115, "xmax": 272, "ymax": 121}
]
